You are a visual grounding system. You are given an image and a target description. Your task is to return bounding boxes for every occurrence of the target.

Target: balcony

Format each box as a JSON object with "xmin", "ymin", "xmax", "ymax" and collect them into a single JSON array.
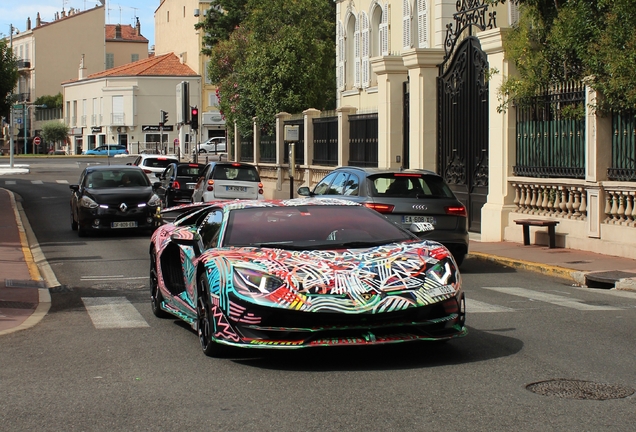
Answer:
[
  {"xmin": 111, "ymin": 113, "xmax": 125, "ymax": 125},
  {"xmin": 81, "ymin": 115, "xmax": 87, "ymax": 126},
  {"xmin": 17, "ymin": 60, "xmax": 31, "ymax": 70},
  {"xmin": 17, "ymin": 93, "xmax": 30, "ymax": 102}
]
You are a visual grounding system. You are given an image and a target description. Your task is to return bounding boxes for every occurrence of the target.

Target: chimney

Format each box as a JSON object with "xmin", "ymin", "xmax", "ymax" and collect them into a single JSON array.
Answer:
[
  {"xmin": 115, "ymin": 24, "xmax": 121, "ymax": 39},
  {"xmin": 135, "ymin": 17, "xmax": 141, "ymax": 36},
  {"xmin": 27, "ymin": 17, "xmax": 31, "ymax": 31},
  {"xmin": 79, "ymin": 54, "xmax": 86, "ymax": 80},
  {"xmin": 61, "ymin": 9, "xmax": 66, "ymax": 18},
  {"xmin": 36, "ymin": 13, "xmax": 41, "ymax": 27}
]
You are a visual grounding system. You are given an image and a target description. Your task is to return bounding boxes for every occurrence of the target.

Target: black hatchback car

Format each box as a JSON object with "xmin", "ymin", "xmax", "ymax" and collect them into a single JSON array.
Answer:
[
  {"xmin": 155, "ymin": 162, "xmax": 205, "ymax": 208},
  {"xmin": 69, "ymin": 165, "xmax": 161, "ymax": 236},
  {"xmin": 298, "ymin": 167, "xmax": 469, "ymax": 265}
]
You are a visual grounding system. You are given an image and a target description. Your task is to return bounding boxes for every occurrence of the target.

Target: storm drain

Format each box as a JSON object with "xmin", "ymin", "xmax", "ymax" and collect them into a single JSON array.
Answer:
[
  {"xmin": 585, "ymin": 271, "xmax": 636, "ymax": 289},
  {"xmin": 0, "ymin": 300, "xmax": 36, "ymax": 309},
  {"xmin": 4, "ymin": 279, "xmax": 46, "ymax": 289},
  {"xmin": 526, "ymin": 379, "xmax": 635, "ymax": 400}
]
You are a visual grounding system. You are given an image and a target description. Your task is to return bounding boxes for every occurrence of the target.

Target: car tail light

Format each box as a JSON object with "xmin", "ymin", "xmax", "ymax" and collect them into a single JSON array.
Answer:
[
  {"xmin": 445, "ymin": 205, "xmax": 467, "ymax": 217},
  {"xmin": 143, "ymin": 169, "xmax": 152, "ymax": 174},
  {"xmin": 188, "ymin": 164, "xmax": 199, "ymax": 167},
  {"xmin": 393, "ymin": 173, "xmax": 421, "ymax": 177},
  {"xmin": 157, "ymin": 157, "xmax": 167, "ymax": 160},
  {"xmin": 258, "ymin": 183, "xmax": 264, "ymax": 195},
  {"xmin": 363, "ymin": 203, "xmax": 395, "ymax": 214},
  {"xmin": 173, "ymin": 180, "xmax": 180, "ymax": 190},
  {"xmin": 232, "ymin": 163, "xmax": 241, "ymax": 167},
  {"xmin": 207, "ymin": 179, "xmax": 214, "ymax": 192}
]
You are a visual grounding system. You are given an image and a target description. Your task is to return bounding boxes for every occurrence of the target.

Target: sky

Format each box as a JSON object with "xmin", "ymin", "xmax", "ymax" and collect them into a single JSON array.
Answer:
[{"xmin": 0, "ymin": 0, "xmax": 158, "ymax": 47}]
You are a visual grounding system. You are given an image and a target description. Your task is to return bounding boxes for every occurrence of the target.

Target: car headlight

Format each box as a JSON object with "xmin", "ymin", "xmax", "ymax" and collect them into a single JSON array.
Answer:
[
  {"xmin": 80, "ymin": 196, "xmax": 99, "ymax": 209},
  {"xmin": 233, "ymin": 267, "xmax": 284, "ymax": 294},
  {"xmin": 147, "ymin": 194, "xmax": 161, "ymax": 207}
]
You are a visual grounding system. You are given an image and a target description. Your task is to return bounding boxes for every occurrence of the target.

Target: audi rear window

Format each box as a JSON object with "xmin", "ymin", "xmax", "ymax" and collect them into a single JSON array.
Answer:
[{"xmin": 369, "ymin": 174, "xmax": 455, "ymax": 198}]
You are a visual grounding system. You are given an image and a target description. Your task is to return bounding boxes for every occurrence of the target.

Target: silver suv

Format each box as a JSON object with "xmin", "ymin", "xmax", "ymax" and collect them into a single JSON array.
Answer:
[{"xmin": 197, "ymin": 137, "xmax": 226, "ymax": 154}]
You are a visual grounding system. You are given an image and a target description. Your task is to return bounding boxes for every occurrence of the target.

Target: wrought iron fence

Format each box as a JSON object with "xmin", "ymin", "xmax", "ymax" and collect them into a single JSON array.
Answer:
[
  {"xmin": 259, "ymin": 134, "xmax": 276, "ymax": 163},
  {"xmin": 240, "ymin": 135, "xmax": 253, "ymax": 162},
  {"xmin": 608, "ymin": 112, "xmax": 636, "ymax": 181},
  {"xmin": 349, "ymin": 113, "xmax": 378, "ymax": 167},
  {"xmin": 283, "ymin": 118, "xmax": 304, "ymax": 164},
  {"xmin": 312, "ymin": 116, "xmax": 338, "ymax": 166},
  {"xmin": 514, "ymin": 82, "xmax": 585, "ymax": 178}
]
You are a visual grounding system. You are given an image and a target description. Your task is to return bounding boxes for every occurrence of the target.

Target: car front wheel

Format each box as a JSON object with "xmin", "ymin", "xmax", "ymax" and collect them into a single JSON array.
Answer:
[
  {"xmin": 150, "ymin": 251, "xmax": 169, "ymax": 318},
  {"xmin": 197, "ymin": 274, "xmax": 226, "ymax": 357}
]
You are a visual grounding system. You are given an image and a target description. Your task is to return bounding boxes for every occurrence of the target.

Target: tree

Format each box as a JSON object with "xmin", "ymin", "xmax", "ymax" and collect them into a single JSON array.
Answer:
[
  {"xmin": 41, "ymin": 121, "xmax": 68, "ymax": 149},
  {"xmin": 205, "ymin": 0, "xmax": 336, "ymax": 136},
  {"xmin": 196, "ymin": 0, "xmax": 249, "ymax": 55},
  {"xmin": 0, "ymin": 39, "xmax": 19, "ymax": 120},
  {"xmin": 34, "ymin": 93, "xmax": 63, "ymax": 109}
]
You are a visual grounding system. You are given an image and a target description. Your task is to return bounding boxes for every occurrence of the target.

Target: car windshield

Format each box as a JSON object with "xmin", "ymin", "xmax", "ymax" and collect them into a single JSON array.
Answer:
[
  {"xmin": 368, "ymin": 174, "xmax": 455, "ymax": 198},
  {"xmin": 144, "ymin": 158, "xmax": 176, "ymax": 169},
  {"xmin": 212, "ymin": 165, "xmax": 260, "ymax": 182},
  {"xmin": 223, "ymin": 205, "xmax": 413, "ymax": 249},
  {"xmin": 177, "ymin": 164, "xmax": 204, "ymax": 176},
  {"xmin": 85, "ymin": 169, "xmax": 150, "ymax": 188}
]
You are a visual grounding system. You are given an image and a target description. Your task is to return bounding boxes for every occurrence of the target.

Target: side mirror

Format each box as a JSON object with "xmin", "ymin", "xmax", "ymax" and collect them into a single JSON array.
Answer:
[
  {"xmin": 152, "ymin": 181, "xmax": 162, "ymax": 190},
  {"xmin": 69, "ymin": 184, "xmax": 80, "ymax": 192},
  {"xmin": 126, "ymin": 162, "xmax": 132, "ymax": 165},
  {"xmin": 170, "ymin": 232, "xmax": 202, "ymax": 255},
  {"xmin": 297, "ymin": 186, "xmax": 311, "ymax": 197},
  {"xmin": 409, "ymin": 222, "xmax": 434, "ymax": 234}
]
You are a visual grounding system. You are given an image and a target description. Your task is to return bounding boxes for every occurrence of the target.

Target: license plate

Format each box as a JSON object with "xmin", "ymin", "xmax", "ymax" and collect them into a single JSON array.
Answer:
[
  {"xmin": 427, "ymin": 285, "xmax": 456, "ymax": 298},
  {"xmin": 403, "ymin": 215, "xmax": 436, "ymax": 224},
  {"xmin": 226, "ymin": 186, "xmax": 247, "ymax": 192},
  {"xmin": 187, "ymin": 184, "xmax": 196, "ymax": 189},
  {"xmin": 111, "ymin": 221, "xmax": 138, "ymax": 229}
]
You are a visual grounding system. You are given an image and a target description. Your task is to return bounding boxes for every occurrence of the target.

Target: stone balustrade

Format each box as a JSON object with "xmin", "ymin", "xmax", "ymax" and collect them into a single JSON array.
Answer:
[
  {"xmin": 602, "ymin": 184, "xmax": 636, "ymax": 226},
  {"xmin": 510, "ymin": 179, "xmax": 587, "ymax": 221}
]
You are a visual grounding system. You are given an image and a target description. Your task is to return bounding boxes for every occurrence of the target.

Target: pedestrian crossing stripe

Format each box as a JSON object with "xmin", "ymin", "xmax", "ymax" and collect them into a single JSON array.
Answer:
[
  {"xmin": 466, "ymin": 298, "xmax": 515, "ymax": 313},
  {"xmin": 56, "ymin": 180, "xmax": 69, "ymax": 184},
  {"xmin": 31, "ymin": 180, "xmax": 43, "ymax": 184},
  {"xmin": 4, "ymin": 181, "xmax": 16, "ymax": 185},
  {"xmin": 81, "ymin": 297, "xmax": 150, "ymax": 329},
  {"xmin": 482, "ymin": 287, "xmax": 622, "ymax": 311}
]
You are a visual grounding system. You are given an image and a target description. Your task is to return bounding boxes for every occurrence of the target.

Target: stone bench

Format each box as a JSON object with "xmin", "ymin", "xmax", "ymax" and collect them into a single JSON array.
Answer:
[{"xmin": 514, "ymin": 219, "xmax": 560, "ymax": 248}]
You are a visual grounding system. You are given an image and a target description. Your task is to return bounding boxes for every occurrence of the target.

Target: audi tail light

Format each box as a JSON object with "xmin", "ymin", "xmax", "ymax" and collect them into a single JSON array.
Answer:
[
  {"xmin": 172, "ymin": 180, "xmax": 181, "ymax": 190},
  {"xmin": 445, "ymin": 205, "xmax": 467, "ymax": 217},
  {"xmin": 363, "ymin": 203, "xmax": 395, "ymax": 214}
]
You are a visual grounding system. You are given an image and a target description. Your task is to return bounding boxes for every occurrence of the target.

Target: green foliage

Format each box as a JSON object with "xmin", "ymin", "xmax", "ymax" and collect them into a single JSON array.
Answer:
[
  {"xmin": 41, "ymin": 121, "xmax": 68, "ymax": 145},
  {"xmin": 0, "ymin": 39, "xmax": 19, "ymax": 119},
  {"xmin": 196, "ymin": 0, "xmax": 249, "ymax": 55},
  {"xmin": 205, "ymin": 0, "xmax": 336, "ymax": 137},
  {"xmin": 34, "ymin": 93, "xmax": 63, "ymax": 109}
]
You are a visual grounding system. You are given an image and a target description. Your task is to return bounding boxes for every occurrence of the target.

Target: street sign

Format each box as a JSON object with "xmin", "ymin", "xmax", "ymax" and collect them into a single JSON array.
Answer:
[{"xmin": 33, "ymin": 136, "xmax": 41, "ymax": 145}]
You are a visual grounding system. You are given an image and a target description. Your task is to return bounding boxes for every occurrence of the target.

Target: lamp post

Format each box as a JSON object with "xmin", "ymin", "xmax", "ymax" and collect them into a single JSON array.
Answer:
[{"xmin": 8, "ymin": 24, "xmax": 16, "ymax": 167}]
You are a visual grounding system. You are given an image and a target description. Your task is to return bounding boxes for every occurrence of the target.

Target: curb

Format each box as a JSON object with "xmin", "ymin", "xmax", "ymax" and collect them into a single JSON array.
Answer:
[{"xmin": 467, "ymin": 251, "xmax": 578, "ymax": 282}]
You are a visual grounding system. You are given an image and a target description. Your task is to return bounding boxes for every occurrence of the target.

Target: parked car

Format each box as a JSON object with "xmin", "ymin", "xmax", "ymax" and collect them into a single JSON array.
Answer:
[
  {"xmin": 191, "ymin": 161, "xmax": 264, "ymax": 202},
  {"xmin": 129, "ymin": 154, "xmax": 179, "ymax": 178},
  {"xmin": 197, "ymin": 137, "xmax": 226, "ymax": 154},
  {"xmin": 149, "ymin": 198, "xmax": 466, "ymax": 356},
  {"xmin": 155, "ymin": 162, "xmax": 205, "ymax": 208},
  {"xmin": 69, "ymin": 165, "xmax": 161, "ymax": 237},
  {"xmin": 82, "ymin": 145, "xmax": 128, "ymax": 156},
  {"xmin": 297, "ymin": 167, "xmax": 469, "ymax": 265}
]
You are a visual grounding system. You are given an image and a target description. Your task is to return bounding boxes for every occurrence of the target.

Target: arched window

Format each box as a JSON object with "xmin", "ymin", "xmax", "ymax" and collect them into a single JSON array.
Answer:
[
  {"xmin": 403, "ymin": 0, "xmax": 411, "ymax": 50},
  {"xmin": 380, "ymin": 3, "xmax": 389, "ymax": 55},
  {"xmin": 337, "ymin": 22, "xmax": 345, "ymax": 90},
  {"xmin": 354, "ymin": 17, "xmax": 361, "ymax": 88},
  {"xmin": 345, "ymin": 14, "xmax": 357, "ymax": 89},
  {"xmin": 361, "ymin": 12, "xmax": 370, "ymax": 88},
  {"xmin": 370, "ymin": 3, "xmax": 383, "ymax": 86},
  {"xmin": 417, "ymin": 0, "xmax": 428, "ymax": 48}
]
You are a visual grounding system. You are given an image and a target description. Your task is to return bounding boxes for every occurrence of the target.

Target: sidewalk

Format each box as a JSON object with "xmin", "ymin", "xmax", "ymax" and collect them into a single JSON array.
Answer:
[{"xmin": 1, "ymin": 176, "xmax": 636, "ymax": 335}]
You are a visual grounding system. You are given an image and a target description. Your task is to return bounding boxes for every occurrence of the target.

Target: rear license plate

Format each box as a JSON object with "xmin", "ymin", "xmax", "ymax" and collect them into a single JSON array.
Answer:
[
  {"xmin": 187, "ymin": 184, "xmax": 196, "ymax": 189},
  {"xmin": 403, "ymin": 215, "xmax": 436, "ymax": 224},
  {"xmin": 111, "ymin": 221, "xmax": 138, "ymax": 229},
  {"xmin": 226, "ymin": 186, "xmax": 247, "ymax": 192}
]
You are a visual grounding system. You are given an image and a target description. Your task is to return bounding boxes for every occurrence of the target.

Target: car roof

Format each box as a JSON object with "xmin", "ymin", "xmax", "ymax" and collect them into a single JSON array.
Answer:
[
  {"xmin": 85, "ymin": 165, "xmax": 143, "ymax": 172},
  {"xmin": 181, "ymin": 197, "xmax": 361, "ymax": 213},
  {"xmin": 333, "ymin": 167, "xmax": 439, "ymax": 177},
  {"xmin": 138, "ymin": 154, "xmax": 178, "ymax": 160}
]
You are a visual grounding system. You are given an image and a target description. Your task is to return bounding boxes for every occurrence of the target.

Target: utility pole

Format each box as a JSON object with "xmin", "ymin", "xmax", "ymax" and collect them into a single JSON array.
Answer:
[{"xmin": 9, "ymin": 24, "xmax": 15, "ymax": 167}]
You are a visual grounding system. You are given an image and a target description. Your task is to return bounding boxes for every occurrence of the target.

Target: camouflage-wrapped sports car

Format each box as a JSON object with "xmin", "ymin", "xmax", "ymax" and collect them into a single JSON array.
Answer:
[{"xmin": 150, "ymin": 198, "xmax": 466, "ymax": 356}]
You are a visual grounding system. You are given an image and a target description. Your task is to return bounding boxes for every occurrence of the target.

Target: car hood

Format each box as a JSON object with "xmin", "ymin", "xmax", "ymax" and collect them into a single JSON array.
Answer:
[
  {"xmin": 86, "ymin": 187, "xmax": 155, "ymax": 204},
  {"xmin": 199, "ymin": 242, "xmax": 460, "ymax": 313}
]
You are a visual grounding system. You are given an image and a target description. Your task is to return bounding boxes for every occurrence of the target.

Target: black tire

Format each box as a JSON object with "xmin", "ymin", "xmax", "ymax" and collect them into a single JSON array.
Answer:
[
  {"xmin": 197, "ymin": 274, "xmax": 226, "ymax": 357},
  {"xmin": 71, "ymin": 209, "xmax": 78, "ymax": 231},
  {"xmin": 453, "ymin": 253, "xmax": 465, "ymax": 267},
  {"xmin": 198, "ymin": 149, "xmax": 207, "ymax": 154},
  {"xmin": 150, "ymin": 251, "xmax": 169, "ymax": 318},
  {"xmin": 77, "ymin": 224, "xmax": 87, "ymax": 237}
]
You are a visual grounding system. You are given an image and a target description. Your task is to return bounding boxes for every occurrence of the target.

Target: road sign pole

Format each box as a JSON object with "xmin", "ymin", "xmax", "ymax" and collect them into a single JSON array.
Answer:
[
  {"xmin": 9, "ymin": 106, "xmax": 14, "ymax": 167},
  {"xmin": 24, "ymin": 105, "xmax": 27, "ymax": 155}
]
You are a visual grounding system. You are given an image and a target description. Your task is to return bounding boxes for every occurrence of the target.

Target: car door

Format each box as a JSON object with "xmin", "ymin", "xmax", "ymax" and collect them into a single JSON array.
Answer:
[
  {"xmin": 191, "ymin": 164, "xmax": 211, "ymax": 202},
  {"xmin": 156, "ymin": 165, "xmax": 172, "ymax": 203},
  {"xmin": 190, "ymin": 210, "xmax": 224, "ymax": 306},
  {"xmin": 70, "ymin": 169, "xmax": 88, "ymax": 218}
]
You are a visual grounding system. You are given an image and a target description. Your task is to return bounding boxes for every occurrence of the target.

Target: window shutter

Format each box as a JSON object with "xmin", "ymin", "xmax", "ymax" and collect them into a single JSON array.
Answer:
[
  {"xmin": 354, "ymin": 18, "xmax": 360, "ymax": 88},
  {"xmin": 361, "ymin": 13, "xmax": 370, "ymax": 87},
  {"xmin": 337, "ymin": 22, "xmax": 345, "ymax": 90},
  {"xmin": 509, "ymin": 1, "xmax": 520, "ymax": 26},
  {"xmin": 417, "ymin": 0, "xmax": 428, "ymax": 48},
  {"xmin": 403, "ymin": 0, "xmax": 411, "ymax": 49},
  {"xmin": 380, "ymin": 4, "xmax": 389, "ymax": 55}
]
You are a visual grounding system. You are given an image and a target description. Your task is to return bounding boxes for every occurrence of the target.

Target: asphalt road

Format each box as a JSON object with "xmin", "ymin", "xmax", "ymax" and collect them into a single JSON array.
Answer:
[{"xmin": 1, "ymin": 157, "xmax": 635, "ymax": 431}]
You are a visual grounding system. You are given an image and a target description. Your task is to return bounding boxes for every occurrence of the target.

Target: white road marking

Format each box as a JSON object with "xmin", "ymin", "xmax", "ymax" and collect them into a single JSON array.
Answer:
[
  {"xmin": 31, "ymin": 180, "xmax": 43, "ymax": 184},
  {"xmin": 82, "ymin": 297, "xmax": 149, "ymax": 329},
  {"xmin": 483, "ymin": 287, "xmax": 622, "ymax": 311},
  {"xmin": 56, "ymin": 180, "xmax": 69, "ymax": 184},
  {"xmin": 81, "ymin": 275, "xmax": 148, "ymax": 281},
  {"xmin": 466, "ymin": 298, "xmax": 515, "ymax": 313},
  {"xmin": 4, "ymin": 180, "xmax": 16, "ymax": 185}
]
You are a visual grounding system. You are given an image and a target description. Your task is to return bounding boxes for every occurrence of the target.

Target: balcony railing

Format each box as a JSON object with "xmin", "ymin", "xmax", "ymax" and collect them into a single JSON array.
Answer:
[
  {"xmin": 81, "ymin": 115, "xmax": 87, "ymax": 126},
  {"xmin": 17, "ymin": 60, "xmax": 31, "ymax": 69},
  {"xmin": 111, "ymin": 113, "xmax": 125, "ymax": 125}
]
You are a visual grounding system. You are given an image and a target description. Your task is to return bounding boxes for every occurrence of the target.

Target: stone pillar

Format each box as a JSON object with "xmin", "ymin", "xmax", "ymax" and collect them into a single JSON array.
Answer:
[
  {"xmin": 253, "ymin": 117, "xmax": 260, "ymax": 164},
  {"xmin": 402, "ymin": 49, "xmax": 445, "ymax": 171},
  {"xmin": 336, "ymin": 106, "xmax": 357, "ymax": 167},
  {"xmin": 303, "ymin": 108, "xmax": 320, "ymax": 166},
  {"xmin": 371, "ymin": 56, "xmax": 408, "ymax": 169},
  {"xmin": 478, "ymin": 28, "xmax": 517, "ymax": 241},
  {"xmin": 275, "ymin": 112, "xmax": 291, "ymax": 191}
]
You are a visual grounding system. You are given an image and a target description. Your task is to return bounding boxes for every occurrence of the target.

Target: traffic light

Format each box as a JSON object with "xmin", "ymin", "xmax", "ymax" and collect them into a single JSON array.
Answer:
[
  {"xmin": 160, "ymin": 110, "xmax": 169, "ymax": 126},
  {"xmin": 190, "ymin": 106, "xmax": 199, "ymax": 130}
]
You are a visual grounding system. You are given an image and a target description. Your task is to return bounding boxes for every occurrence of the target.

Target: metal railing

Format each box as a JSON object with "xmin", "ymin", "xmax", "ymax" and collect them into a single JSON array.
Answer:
[{"xmin": 608, "ymin": 111, "xmax": 636, "ymax": 181}]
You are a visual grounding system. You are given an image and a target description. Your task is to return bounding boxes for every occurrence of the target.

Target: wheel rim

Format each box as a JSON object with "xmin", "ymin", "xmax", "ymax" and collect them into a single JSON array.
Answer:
[
  {"xmin": 198, "ymin": 296, "xmax": 211, "ymax": 350},
  {"xmin": 150, "ymin": 269, "xmax": 160, "ymax": 311}
]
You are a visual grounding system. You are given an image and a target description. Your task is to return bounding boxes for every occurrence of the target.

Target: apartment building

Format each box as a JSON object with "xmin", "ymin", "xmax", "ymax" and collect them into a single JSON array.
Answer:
[
  {"xmin": 62, "ymin": 53, "xmax": 200, "ymax": 155},
  {"xmin": 154, "ymin": 0, "xmax": 226, "ymax": 142}
]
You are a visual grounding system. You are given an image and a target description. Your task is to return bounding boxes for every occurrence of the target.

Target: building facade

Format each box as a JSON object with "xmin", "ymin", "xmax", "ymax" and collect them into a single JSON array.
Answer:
[
  {"xmin": 154, "ymin": 0, "xmax": 226, "ymax": 144},
  {"xmin": 62, "ymin": 53, "xmax": 200, "ymax": 155}
]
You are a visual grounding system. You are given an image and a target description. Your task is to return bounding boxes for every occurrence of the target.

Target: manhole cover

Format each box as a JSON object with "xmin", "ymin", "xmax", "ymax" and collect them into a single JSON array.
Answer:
[{"xmin": 527, "ymin": 379, "xmax": 635, "ymax": 400}]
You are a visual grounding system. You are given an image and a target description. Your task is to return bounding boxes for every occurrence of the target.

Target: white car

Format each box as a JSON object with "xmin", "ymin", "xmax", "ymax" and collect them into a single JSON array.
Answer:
[
  {"xmin": 129, "ymin": 154, "xmax": 179, "ymax": 178},
  {"xmin": 191, "ymin": 161, "xmax": 264, "ymax": 202},
  {"xmin": 197, "ymin": 137, "xmax": 226, "ymax": 154}
]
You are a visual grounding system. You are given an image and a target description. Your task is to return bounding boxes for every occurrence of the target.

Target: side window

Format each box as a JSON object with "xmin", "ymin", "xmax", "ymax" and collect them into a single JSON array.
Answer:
[
  {"xmin": 328, "ymin": 172, "xmax": 350, "ymax": 195},
  {"xmin": 133, "ymin": 156, "xmax": 141, "ymax": 166},
  {"xmin": 198, "ymin": 210, "xmax": 223, "ymax": 249},
  {"xmin": 313, "ymin": 172, "xmax": 339, "ymax": 195},
  {"xmin": 343, "ymin": 174, "xmax": 360, "ymax": 196}
]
